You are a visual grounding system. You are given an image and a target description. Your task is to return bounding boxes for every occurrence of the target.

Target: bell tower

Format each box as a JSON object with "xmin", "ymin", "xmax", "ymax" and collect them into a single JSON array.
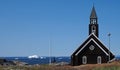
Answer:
[{"xmin": 89, "ymin": 6, "xmax": 99, "ymax": 37}]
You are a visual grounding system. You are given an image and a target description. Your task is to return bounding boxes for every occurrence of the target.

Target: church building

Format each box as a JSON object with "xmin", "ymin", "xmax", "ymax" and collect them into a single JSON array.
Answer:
[{"xmin": 71, "ymin": 6, "xmax": 115, "ymax": 66}]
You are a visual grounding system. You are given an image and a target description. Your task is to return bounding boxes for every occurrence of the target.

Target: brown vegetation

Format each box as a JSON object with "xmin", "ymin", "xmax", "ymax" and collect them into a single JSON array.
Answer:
[
  {"xmin": 0, "ymin": 61, "xmax": 120, "ymax": 70},
  {"xmin": 74, "ymin": 61, "xmax": 120, "ymax": 70}
]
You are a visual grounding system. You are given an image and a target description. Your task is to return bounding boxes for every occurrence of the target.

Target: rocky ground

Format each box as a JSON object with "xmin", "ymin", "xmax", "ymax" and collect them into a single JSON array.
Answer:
[{"xmin": 0, "ymin": 60, "xmax": 120, "ymax": 70}]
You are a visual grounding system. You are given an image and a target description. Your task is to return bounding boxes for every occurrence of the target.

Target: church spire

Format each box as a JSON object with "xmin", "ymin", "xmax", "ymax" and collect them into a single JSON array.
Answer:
[
  {"xmin": 89, "ymin": 6, "xmax": 99, "ymax": 37},
  {"xmin": 90, "ymin": 6, "xmax": 97, "ymax": 19}
]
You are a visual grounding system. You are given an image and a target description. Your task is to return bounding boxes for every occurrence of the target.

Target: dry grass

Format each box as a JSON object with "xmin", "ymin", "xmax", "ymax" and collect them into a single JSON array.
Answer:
[
  {"xmin": 0, "ymin": 61, "xmax": 120, "ymax": 70},
  {"xmin": 0, "ymin": 65, "xmax": 77, "ymax": 70},
  {"xmin": 74, "ymin": 61, "xmax": 120, "ymax": 70}
]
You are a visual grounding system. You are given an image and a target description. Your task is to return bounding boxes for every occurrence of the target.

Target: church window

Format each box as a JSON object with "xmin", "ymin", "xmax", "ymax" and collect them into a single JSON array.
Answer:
[
  {"xmin": 82, "ymin": 56, "xmax": 87, "ymax": 64},
  {"xmin": 89, "ymin": 45, "xmax": 95, "ymax": 50},
  {"xmin": 91, "ymin": 19, "xmax": 96, "ymax": 24},
  {"xmin": 92, "ymin": 26, "xmax": 96, "ymax": 34},
  {"xmin": 97, "ymin": 56, "xmax": 101, "ymax": 64}
]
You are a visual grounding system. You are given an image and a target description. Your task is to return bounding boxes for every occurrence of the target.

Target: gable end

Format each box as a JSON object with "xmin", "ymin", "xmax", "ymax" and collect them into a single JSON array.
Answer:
[{"xmin": 75, "ymin": 38, "xmax": 109, "ymax": 56}]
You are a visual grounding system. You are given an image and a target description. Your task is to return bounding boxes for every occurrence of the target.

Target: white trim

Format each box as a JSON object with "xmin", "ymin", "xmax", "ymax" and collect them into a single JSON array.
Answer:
[
  {"xmin": 75, "ymin": 39, "xmax": 92, "ymax": 55},
  {"xmin": 92, "ymin": 39, "xmax": 109, "ymax": 56},
  {"xmin": 75, "ymin": 38, "xmax": 109, "ymax": 56},
  {"xmin": 92, "ymin": 33, "xmax": 110, "ymax": 51},
  {"xmin": 93, "ymin": 33, "xmax": 115, "ymax": 56},
  {"xmin": 71, "ymin": 33, "xmax": 93, "ymax": 55},
  {"xmin": 92, "ymin": 33, "xmax": 115, "ymax": 55},
  {"xmin": 110, "ymin": 58, "xmax": 115, "ymax": 62}
]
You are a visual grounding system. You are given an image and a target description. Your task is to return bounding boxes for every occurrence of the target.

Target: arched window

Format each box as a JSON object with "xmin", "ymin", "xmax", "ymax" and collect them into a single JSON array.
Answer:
[
  {"xmin": 92, "ymin": 26, "xmax": 96, "ymax": 34},
  {"xmin": 97, "ymin": 56, "xmax": 101, "ymax": 64},
  {"xmin": 82, "ymin": 56, "xmax": 87, "ymax": 64},
  {"xmin": 91, "ymin": 19, "xmax": 96, "ymax": 24}
]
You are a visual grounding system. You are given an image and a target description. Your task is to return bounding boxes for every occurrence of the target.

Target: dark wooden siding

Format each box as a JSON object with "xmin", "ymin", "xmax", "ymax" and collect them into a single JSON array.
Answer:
[{"xmin": 71, "ymin": 34, "xmax": 115, "ymax": 66}]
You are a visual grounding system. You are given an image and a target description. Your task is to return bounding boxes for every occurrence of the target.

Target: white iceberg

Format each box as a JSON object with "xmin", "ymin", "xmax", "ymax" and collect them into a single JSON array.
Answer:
[{"xmin": 28, "ymin": 55, "xmax": 39, "ymax": 59}]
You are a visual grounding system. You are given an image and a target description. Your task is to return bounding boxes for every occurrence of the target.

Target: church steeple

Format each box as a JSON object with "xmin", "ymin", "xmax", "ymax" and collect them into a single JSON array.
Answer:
[
  {"xmin": 89, "ymin": 6, "xmax": 99, "ymax": 37},
  {"xmin": 90, "ymin": 6, "xmax": 97, "ymax": 19}
]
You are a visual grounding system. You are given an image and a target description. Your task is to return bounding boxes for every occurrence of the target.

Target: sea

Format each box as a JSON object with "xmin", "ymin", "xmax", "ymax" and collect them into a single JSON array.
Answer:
[
  {"xmin": 2, "ymin": 56, "xmax": 120, "ymax": 65},
  {"xmin": 2, "ymin": 56, "xmax": 71, "ymax": 65}
]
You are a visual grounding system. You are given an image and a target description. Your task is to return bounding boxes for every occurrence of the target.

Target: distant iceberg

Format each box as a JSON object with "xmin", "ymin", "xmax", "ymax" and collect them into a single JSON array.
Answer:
[
  {"xmin": 40, "ymin": 56, "xmax": 44, "ymax": 59},
  {"xmin": 40, "ymin": 56, "xmax": 46, "ymax": 59},
  {"xmin": 28, "ymin": 55, "xmax": 39, "ymax": 59}
]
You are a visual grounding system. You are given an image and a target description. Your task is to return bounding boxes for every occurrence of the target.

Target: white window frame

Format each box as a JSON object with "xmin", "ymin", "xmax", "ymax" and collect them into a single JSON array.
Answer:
[
  {"xmin": 91, "ymin": 19, "xmax": 96, "ymax": 24},
  {"xmin": 97, "ymin": 56, "xmax": 101, "ymax": 64},
  {"xmin": 82, "ymin": 56, "xmax": 87, "ymax": 64},
  {"xmin": 75, "ymin": 38, "xmax": 109, "ymax": 56},
  {"xmin": 92, "ymin": 26, "xmax": 96, "ymax": 34}
]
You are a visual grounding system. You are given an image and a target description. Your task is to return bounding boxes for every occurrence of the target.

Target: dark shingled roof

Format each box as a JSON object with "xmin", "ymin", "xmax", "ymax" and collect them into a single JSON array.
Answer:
[
  {"xmin": 71, "ymin": 33, "xmax": 115, "ymax": 59},
  {"xmin": 90, "ymin": 6, "xmax": 97, "ymax": 18}
]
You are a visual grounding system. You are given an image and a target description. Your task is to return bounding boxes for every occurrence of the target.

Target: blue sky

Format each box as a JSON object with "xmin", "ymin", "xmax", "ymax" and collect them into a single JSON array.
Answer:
[{"xmin": 0, "ymin": 0, "xmax": 120, "ymax": 57}]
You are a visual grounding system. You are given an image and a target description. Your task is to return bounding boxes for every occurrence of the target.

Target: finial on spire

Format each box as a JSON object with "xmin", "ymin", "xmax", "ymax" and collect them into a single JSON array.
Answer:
[
  {"xmin": 93, "ymin": 3, "xmax": 94, "ymax": 7},
  {"xmin": 90, "ymin": 5, "xmax": 97, "ymax": 18}
]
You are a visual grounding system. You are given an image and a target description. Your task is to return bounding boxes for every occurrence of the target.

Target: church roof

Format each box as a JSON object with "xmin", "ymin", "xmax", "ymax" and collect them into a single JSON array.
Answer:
[
  {"xmin": 71, "ymin": 33, "xmax": 114, "ymax": 59},
  {"xmin": 90, "ymin": 6, "xmax": 97, "ymax": 18}
]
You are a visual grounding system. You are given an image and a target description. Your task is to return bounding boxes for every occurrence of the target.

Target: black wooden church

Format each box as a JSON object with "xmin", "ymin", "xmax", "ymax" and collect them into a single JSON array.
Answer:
[{"xmin": 71, "ymin": 6, "xmax": 115, "ymax": 66}]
